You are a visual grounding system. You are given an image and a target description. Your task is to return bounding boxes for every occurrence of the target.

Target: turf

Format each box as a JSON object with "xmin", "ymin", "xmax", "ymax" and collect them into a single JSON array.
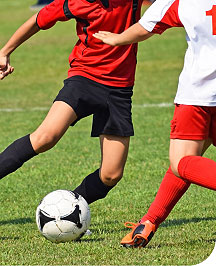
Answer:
[{"xmin": 0, "ymin": 1, "xmax": 216, "ymax": 265}]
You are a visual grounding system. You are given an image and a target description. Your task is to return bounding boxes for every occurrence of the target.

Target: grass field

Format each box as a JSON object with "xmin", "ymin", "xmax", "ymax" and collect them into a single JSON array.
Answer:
[{"xmin": 0, "ymin": 0, "xmax": 216, "ymax": 265}]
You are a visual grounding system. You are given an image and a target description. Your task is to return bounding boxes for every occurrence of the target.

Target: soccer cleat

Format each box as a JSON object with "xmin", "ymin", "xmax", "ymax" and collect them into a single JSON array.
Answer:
[{"xmin": 120, "ymin": 220, "xmax": 156, "ymax": 248}]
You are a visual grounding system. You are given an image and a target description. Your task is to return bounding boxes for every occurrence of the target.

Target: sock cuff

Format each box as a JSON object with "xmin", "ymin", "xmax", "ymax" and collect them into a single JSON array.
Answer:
[
  {"xmin": 14, "ymin": 134, "xmax": 37, "ymax": 161},
  {"xmin": 178, "ymin": 156, "xmax": 193, "ymax": 177},
  {"xmin": 94, "ymin": 169, "xmax": 115, "ymax": 192},
  {"xmin": 166, "ymin": 166, "xmax": 173, "ymax": 175},
  {"xmin": 73, "ymin": 168, "xmax": 115, "ymax": 204}
]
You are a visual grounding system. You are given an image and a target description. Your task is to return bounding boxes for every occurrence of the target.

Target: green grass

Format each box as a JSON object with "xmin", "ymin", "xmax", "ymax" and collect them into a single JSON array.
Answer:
[{"xmin": 0, "ymin": 0, "xmax": 216, "ymax": 265}]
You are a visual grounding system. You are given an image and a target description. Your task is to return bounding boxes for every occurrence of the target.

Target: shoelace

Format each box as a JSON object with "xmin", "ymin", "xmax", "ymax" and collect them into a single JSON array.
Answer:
[
  {"xmin": 124, "ymin": 221, "xmax": 137, "ymax": 229},
  {"xmin": 123, "ymin": 221, "xmax": 148, "ymax": 248}
]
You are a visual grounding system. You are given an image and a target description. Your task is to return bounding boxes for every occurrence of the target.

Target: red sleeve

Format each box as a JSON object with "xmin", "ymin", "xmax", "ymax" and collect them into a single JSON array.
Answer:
[
  {"xmin": 36, "ymin": 0, "xmax": 72, "ymax": 30},
  {"xmin": 152, "ymin": 0, "xmax": 183, "ymax": 34}
]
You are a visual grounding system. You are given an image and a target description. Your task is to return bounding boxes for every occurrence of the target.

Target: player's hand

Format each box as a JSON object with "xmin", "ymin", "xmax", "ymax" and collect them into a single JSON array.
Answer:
[
  {"xmin": 0, "ymin": 52, "xmax": 14, "ymax": 80},
  {"xmin": 93, "ymin": 31, "xmax": 120, "ymax": 46}
]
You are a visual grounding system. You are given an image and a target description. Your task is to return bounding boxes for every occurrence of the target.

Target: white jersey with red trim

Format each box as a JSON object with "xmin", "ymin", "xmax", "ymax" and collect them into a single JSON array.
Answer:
[{"xmin": 139, "ymin": 0, "xmax": 216, "ymax": 106}]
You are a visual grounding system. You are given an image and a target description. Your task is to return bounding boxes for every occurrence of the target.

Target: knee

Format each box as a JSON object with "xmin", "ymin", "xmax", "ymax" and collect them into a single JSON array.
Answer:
[
  {"xmin": 30, "ymin": 131, "xmax": 59, "ymax": 153},
  {"xmin": 100, "ymin": 168, "xmax": 123, "ymax": 186}
]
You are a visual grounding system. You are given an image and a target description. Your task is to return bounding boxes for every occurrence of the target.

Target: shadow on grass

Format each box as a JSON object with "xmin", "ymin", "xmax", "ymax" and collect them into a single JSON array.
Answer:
[
  {"xmin": 0, "ymin": 217, "xmax": 33, "ymax": 226},
  {"xmin": 77, "ymin": 238, "xmax": 105, "ymax": 243},
  {"xmin": 0, "ymin": 236, "xmax": 20, "ymax": 240},
  {"xmin": 146, "ymin": 238, "xmax": 216, "ymax": 250},
  {"xmin": 98, "ymin": 217, "xmax": 216, "ymax": 235},
  {"xmin": 161, "ymin": 216, "xmax": 216, "ymax": 228},
  {"xmin": 1, "ymin": 216, "xmax": 216, "ymax": 230}
]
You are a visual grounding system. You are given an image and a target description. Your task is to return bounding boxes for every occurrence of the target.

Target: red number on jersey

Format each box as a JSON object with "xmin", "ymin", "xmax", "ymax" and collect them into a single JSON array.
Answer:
[{"xmin": 206, "ymin": 5, "xmax": 216, "ymax": 35}]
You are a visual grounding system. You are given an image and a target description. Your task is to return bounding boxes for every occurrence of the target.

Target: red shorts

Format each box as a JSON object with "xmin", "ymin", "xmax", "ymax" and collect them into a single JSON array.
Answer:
[{"xmin": 170, "ymin": 104, "xmax": 216, "ymax": 146}]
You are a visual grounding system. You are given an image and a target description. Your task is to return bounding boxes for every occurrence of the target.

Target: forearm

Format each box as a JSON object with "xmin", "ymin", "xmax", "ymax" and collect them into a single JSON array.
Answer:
[
  {"xmin": 93, "ymin": 22, "xmax": 154, "ymax": 46},
  {"xmin": 115, "ymin": 23, "xmax": 153, "ymax": 45},
  {"xmin": 0, "ymin": 14, "xmax": 40, "ymax": 56}
]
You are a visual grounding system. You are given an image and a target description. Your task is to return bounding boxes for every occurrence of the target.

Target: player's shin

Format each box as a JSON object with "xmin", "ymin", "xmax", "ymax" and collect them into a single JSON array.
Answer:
[
  {"xmin": 120, "ymin": 167, "xmax": 190, "ymax": 248},
  {"xmin": 73, "ymin": 169, "xmax": 115, "ymax": 204},
  {"xmin": 140, "ymin": 167, "xmax": 190, "ymax": 228},
  {"xmin": 0, "ymin": 134, "xmax": 37, "ymax": 179}
]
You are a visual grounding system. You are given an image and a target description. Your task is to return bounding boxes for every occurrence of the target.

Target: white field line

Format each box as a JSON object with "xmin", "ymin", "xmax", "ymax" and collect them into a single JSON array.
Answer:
[
  {"xmin": 0, "ymin": 103, "xmax": 173, "ymax": 113},
  {"xmin": 133, "ymin": 103, "xmax": 173, "ymax": 108},
  {"xmin": 0, "ymin": 107, "xmax": 50, "ymax": 112}
]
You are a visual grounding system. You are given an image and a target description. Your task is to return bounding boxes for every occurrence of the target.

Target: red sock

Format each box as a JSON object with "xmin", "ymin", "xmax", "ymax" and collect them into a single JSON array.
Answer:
[
  {"xmin": 140, "ymin": 167, "xmax": 190, "ymax": 229},
  {"xmin": 178, "ymin": 156, "xmax": 216, "ymax": 190}
]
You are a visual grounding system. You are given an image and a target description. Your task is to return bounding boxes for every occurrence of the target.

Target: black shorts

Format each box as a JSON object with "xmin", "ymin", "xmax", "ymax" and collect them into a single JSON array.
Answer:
[{"xmin": 54, "ymin": 76, "xmax": 134, "ymax": 137}]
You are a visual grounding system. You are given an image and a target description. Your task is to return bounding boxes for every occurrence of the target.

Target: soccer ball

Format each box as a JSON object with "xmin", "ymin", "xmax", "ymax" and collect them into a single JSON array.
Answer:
[{"xmin": 36, "ymin": 190, "xmax": 91, "ymax": 243}]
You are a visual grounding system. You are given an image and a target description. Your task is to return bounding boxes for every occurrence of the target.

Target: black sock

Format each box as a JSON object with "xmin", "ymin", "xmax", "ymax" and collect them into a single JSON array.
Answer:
[
  {"xmin": 0, "ymin": 134, "xmax": 37, "ymax": 179},
  {"xmin": 73, "ymin": 169, "xmax": 115, "ymax": 204}
]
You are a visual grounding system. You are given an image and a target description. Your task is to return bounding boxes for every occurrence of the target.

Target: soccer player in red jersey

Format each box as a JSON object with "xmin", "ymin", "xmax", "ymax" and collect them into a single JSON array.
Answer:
[
  {"xmin": 0, "ymin": 0, "xmax": 143, "ymax": 206},
  {"xmin": 95, "ymin": 0, "xmax": 216, "ymax": 247}
]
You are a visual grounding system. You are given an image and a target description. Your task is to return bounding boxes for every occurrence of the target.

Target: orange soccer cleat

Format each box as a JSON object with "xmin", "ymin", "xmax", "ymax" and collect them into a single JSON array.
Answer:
[{"xmin": 120, "ymin": 220, "xmax": 156, "ymax": 248}]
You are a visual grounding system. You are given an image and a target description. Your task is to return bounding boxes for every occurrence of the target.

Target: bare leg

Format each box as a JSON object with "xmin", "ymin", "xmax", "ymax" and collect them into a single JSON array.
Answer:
[
  {"xmin": 74, "ymin": 134, "xmax": 130, "ymax": 204},
  {"xmin": 169, "ymin": 138, "xmax": 211, "ymax": 177},
  {"xmin": 30, "ymin": 101, "xmax": 77, "ymax": 153},
  {"xmin": 0, "ymin": 101, "xmax": 77, "ymax": 179},
  {"xmin": 99, "ymin": 134, "xmax": 130, "ymax": 186}
]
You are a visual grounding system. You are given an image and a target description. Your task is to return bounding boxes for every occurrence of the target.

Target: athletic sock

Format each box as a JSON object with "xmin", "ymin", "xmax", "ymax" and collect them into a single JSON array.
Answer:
[
  {"xmin": 140, "ymin": 167, "xmax": 190, "ymax": 229},
  {"xmin": 73, "ymin": 169, "xmax": 115, "ymax": 204},
  {"xmin": 178, "ymin": 155, "xmax": 216, "ymax": 190},
  {"xmin": 0, "ymin": 134, "xmax": 37, "ymax": 179}
]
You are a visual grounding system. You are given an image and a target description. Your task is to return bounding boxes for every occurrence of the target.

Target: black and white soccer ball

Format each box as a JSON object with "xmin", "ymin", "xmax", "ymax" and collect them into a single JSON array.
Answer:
[{"xmin": 36, "ymin": 190, "xmax": 91, "ymax": 243}]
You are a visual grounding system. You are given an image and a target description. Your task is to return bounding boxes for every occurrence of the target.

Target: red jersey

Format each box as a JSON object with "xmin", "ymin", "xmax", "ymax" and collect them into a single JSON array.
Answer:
[{"xmin": 36, "ymin": 0, "xmax": 143, "ymax": 87}]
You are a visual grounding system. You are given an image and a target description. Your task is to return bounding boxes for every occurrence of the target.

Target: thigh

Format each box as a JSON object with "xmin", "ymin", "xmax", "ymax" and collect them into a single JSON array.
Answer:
[
  {"xmin": 169, "ymin": 138, "xmax": 206, "ymax": 175},
  {"xmin": 31, "ymin": 101, "xmax": 77, "ymax": 151},
  {"xmin": 36, "ymin": 101, "xmax": 77, "ymax": 134},
  {"xmin": 100, "ymin": 134, "xmax": 130, "ymax": 177}
]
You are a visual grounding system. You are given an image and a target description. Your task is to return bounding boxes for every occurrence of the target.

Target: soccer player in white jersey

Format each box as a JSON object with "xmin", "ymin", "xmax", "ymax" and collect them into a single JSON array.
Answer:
[{"xmin": 95, "ymin": 0, "xmax": 216, "ymax": 248}]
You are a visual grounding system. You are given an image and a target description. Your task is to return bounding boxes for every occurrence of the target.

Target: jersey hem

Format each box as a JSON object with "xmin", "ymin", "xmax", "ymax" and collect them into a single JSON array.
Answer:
[
  {"xmin": 170, "ymin": 134, "xmax": 209, "ymax": 140},
  {"xmin": 91, "ymin": 130, "xmax": 134, "ymax": 137},
  {"xmin": 68, "ymin": 72, "xmax": 134, "ymax": 88},
  {"xmin": 174, "ymin": 99, "xmax": 216, "ymax": 107}
]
